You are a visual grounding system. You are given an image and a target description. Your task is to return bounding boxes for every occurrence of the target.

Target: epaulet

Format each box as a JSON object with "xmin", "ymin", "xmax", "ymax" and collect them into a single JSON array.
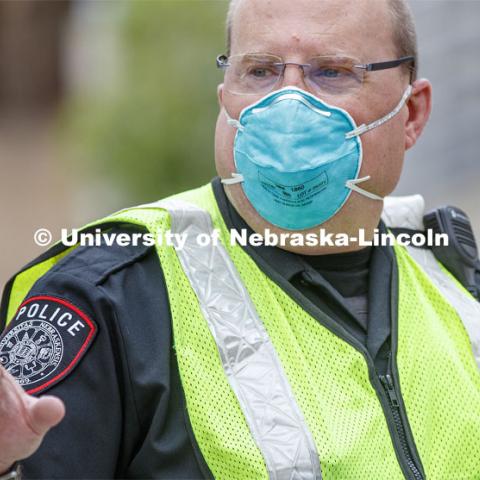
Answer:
[
  {"xmin": 381, "ymin": 194, "xmax": 480, "ymax": 300},
  {"xmin": 38, "ymin": 224, "xmax": 154, "ymax": 286},
  {"xmin": 381, "ymin": 194, "xmax": 425, "ymax": 232}
]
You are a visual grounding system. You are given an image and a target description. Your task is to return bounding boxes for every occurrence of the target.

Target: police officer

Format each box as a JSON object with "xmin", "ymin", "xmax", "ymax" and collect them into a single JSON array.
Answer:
[{"xmin": 1, "ymin": 0, "xmax": 480, "ymax": 479}]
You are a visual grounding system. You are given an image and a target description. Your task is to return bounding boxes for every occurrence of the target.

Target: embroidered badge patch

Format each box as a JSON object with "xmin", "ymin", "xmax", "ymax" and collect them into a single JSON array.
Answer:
[{"xmin": 0, "ymin": 296, "xmax": 97, "ymax": 394}]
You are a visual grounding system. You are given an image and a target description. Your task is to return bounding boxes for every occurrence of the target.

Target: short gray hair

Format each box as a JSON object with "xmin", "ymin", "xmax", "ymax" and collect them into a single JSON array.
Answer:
[
  {"xmin": 387, "ymin": 0, "xmax": 418, "ymax": 79},
  {"xmin": 225, "ymin": 0, "xmax": 417, "ymax": 79}
]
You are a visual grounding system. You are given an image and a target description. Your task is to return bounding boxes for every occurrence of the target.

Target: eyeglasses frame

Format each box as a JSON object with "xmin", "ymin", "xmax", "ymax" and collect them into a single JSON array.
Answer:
[{"xmin": 216, "ymin": 53, "xmax": 416, "ymax": 93}]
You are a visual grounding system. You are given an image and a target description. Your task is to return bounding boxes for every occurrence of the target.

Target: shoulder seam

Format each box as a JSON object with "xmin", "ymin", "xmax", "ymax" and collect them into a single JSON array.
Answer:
[
  {"xmin": 95, "ymin": 245, "xmax": 156, "ymax": 286},
  {"xmin": 45, "ymin": 227, "xmax": 153, "ymax": 286}
]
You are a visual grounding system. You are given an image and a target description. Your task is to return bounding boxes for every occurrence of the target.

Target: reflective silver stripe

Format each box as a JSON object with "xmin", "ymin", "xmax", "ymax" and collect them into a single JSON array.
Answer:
[
  {"xmin": 159, "ymin": 198, "xmax": 322, "ymax": 480},
  {"xmin": 406, "ymin": 246, "xmax": 480, "ymax": 369}
]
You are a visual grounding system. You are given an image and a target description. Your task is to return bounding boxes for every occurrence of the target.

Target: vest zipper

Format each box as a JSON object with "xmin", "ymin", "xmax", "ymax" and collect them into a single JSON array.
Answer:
[
  {"xmin": 379, "ymin": 374, "xmax": 424, "ymax": 480},
  {"xmin": 241, "ymin": 248, "xmax": 426, "ymax": 479},
  {"xmin": 297, "ymin": 268, "xmax": 425, "ymax": 479},
  {"xmin": 290, "ymin": 299, "xmax": 426, "ymax": 479}
]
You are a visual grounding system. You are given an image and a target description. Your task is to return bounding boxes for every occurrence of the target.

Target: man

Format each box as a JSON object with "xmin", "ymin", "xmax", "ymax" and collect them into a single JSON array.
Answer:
[{"xmin": 1, "ymin": 0, "xmax": 480, "ymax": 479}]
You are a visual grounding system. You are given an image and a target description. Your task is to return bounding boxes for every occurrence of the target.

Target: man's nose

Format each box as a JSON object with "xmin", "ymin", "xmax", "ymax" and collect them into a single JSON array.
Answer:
[{"xmin": 281, "ymin": 63, "xmax": 309, "ymax": 91}]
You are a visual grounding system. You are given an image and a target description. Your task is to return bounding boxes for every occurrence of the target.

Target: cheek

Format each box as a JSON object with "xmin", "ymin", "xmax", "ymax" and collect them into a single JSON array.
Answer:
[
  {"xmin": 215, "ymin": 91, "xmax": 258, "ymax": 178},
  {"xmin": 214, "ymin": 111, "xmax": 237, "ymax": 178},
  {"xmin": 359, "ymin": 117, "xmax": 406, "ymax": 195}
]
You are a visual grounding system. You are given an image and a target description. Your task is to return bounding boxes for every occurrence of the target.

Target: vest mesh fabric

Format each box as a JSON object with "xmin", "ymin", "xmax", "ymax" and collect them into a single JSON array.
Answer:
[
  {"xmin": 6, "ymin": 183, "xmax": 480, "ymax": 479},
  {"xmin": 197, "ymin": 187, "xmax": 405, "ymax": 479},
  {"xmin": 395, "ymin": 245, "xmax": 480, "ymax": 479},
  {"xmin": 103, "ymin": 195, "xmax": 404, "ymax": 479},
  {"xmin": 84, "ymin": 183, "xmax": 480, "ymax": 479}
]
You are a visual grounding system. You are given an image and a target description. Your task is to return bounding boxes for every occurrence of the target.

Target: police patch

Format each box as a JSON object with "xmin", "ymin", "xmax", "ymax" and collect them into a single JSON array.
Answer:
[{"xmin": 0, "ymin": 296, "xmax": 97, "ymax": 394}]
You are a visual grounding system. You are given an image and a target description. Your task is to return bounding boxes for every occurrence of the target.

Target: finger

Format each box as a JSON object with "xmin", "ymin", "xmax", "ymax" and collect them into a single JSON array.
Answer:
[
  {"xmin": 27, "ymin": 396, "xmax": 65, "ymax": 436},
  {"xmin": 0, "ymin": 364, "xmax": 30, "ymax": 399}
]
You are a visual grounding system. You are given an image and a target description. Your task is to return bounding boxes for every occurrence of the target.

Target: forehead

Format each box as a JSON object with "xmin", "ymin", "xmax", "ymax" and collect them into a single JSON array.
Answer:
[{"xmin": 229, "ymin": 0, "xmax": 397, "ymax": 60}]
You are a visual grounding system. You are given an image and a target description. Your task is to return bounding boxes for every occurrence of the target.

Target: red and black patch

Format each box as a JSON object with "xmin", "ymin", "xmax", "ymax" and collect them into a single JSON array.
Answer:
[{"xmin": 0, "ymin": 296, "xmax": 97, "ymax": 394}]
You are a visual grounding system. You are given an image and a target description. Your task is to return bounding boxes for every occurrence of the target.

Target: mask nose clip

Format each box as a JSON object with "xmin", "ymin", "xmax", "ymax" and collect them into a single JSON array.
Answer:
[{"xmin": 252, "ymin": 93, "xmax": 331, "ymax": 117}]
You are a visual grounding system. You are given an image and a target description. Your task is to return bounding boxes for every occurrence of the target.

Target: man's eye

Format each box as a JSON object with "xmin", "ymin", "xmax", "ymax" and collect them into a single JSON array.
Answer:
[
  {"xmin": 319, "ymin": 68, "xmax": 341, "ymax": 78},
  {"xmin": 247, "ymin": 67, "xmax": 274, "ymax": 78}
]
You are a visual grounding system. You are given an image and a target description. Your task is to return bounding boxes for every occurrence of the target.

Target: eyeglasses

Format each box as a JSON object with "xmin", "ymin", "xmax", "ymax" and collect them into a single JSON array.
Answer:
[{"xmin": 216, "ymin": 53, "xmax": 415, "ymax": 96}]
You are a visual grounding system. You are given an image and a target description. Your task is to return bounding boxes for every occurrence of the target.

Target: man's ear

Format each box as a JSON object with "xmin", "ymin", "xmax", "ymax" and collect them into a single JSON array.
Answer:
[
  {"xmin": 217, "ymin": 83, "xmax": 225, "ymax": 108},
  {"xmin": 405, "ymin": 78, "xmax": 432, "ymax": 150}
]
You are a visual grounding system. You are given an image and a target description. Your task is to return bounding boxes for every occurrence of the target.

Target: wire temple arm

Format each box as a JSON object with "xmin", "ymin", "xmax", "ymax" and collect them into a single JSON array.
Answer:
[{"xmin": 364, "ymin": 56, "xmax": 415, "ymax": 72}]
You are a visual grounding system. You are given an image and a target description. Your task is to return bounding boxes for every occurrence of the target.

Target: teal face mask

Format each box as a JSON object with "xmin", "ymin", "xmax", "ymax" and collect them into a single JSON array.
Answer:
[{"xmin": 221, "ymin": 86, "xmax": 412, "ymax": 231}]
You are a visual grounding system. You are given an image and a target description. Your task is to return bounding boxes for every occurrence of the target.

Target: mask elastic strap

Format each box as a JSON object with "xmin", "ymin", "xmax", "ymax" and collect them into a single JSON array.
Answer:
[
  {"xmin": 221, "ymin": 173, "xmax": 245, "ymax": 185},
  {"xmin": 224, "ymin": 109, "xmax": 244, "ymax": 131},
  {"xmin": 345, "ymin": 85, "xmax": 413, "ymax": 139},
  {"xmin": 222, "ymin": 109, "xmax": 246, "ymax": 184},
  {"xmin": 346, "ymin": 176, "xmax": 383, "ymax": 201}
]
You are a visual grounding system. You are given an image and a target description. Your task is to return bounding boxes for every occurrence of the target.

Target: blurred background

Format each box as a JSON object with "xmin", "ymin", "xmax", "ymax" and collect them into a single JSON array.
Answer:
[{"xmin": 0, "ymin": 0, "xmax": 479, "ymax": 290}]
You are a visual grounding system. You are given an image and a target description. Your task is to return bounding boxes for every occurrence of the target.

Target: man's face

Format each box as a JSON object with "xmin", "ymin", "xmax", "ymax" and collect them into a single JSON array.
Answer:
[{"xmin": 215, "ymin": 0, "xmax": 421, "ymax": 237}]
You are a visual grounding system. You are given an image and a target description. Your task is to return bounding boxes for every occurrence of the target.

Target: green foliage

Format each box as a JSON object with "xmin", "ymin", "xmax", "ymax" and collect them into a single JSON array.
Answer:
[{"xmin": 65, "ymin": 0, "xmax": 228, "ymax": 203}]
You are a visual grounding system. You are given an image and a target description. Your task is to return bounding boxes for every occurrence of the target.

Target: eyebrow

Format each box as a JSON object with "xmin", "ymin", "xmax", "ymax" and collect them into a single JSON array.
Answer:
[{"xmin": 233, "ymin": 51, "xmax": 362, "ymax": 61}]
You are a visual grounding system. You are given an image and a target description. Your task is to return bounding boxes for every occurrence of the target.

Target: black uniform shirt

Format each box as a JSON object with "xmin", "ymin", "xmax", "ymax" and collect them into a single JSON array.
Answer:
[{"xmin": 0, "ymin": 178, "xmax": 396, "ymax": 479}]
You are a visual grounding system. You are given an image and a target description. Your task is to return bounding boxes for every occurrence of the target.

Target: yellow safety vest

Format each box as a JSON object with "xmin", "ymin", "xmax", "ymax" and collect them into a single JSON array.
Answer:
[{"xmin": 4, "ymin": 183, "xmax": 480, "ymax": 479}]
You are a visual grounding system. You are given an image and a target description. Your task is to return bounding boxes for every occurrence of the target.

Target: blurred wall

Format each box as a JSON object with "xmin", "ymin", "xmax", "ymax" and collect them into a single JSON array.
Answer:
[
  {"xmin": 395, "ymin": 1, "xmax": 480, "ymax": 238},
  {"xmin": 0, "ymin": 0, "xmax": 479, "ymax": 292},
  {"xmin": 0, "ymin": 0, "xmax": 72, "ymax": 291},
  {"xmin": 0, "ymin": 1, "xmax": 70, "ymax": 111}
]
